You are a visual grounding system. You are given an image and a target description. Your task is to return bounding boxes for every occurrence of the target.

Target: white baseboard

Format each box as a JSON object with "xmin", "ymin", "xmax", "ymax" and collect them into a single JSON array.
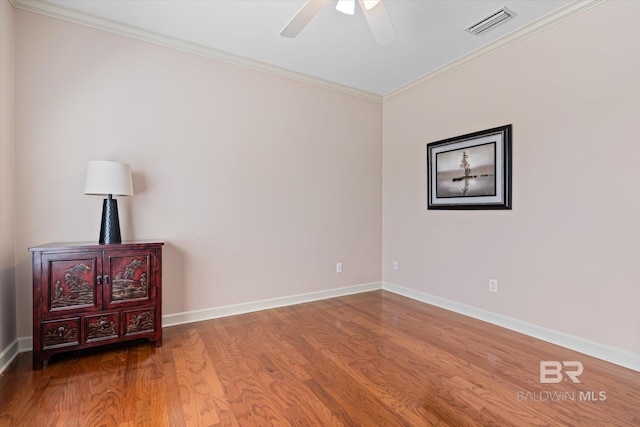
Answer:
[
  {"xmin": 18, "ymin": 336, "xmax": 32, "ymax": 353},
  {"xmin": 12, "ymin": 281, "xmax": 639, "ymax": 373},
  {"xmin": 382, "ymin": 282, "xmax": 640, "ymax": 372},
  {"xmin": 0, "ymin": 339, "xmax": 19, "ymax": 375},
  {"xmin": 162, "ymin": 281, "xmax": 382, "ymax": 327},
  {"xmin": 15, "ymin": 282, "xmax": 382, "ymax": 352}
]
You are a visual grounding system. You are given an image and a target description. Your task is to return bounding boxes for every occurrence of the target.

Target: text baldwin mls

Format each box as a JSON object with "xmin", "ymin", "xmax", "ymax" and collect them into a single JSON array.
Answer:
[{"xmin": 517, "ymin": 390, "xmax": 607, "ymax": 402}]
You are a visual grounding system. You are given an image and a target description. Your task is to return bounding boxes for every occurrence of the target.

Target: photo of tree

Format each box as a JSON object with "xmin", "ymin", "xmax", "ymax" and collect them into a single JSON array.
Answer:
[
  {"xmin": 435, "ymin": 142, "xmax": 496, "ymax": 198},
  {"xmin": 426, "ymin": 124, "xmax": 511, "ymax": 210}
]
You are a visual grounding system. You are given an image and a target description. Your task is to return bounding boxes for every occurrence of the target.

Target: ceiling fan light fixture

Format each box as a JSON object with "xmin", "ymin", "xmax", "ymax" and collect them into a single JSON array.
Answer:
[
  {"xmin": 465, "ymin": 6, "xmax": 517, "ymax": 36},
  {"xmin": 282, "ymin": 0, "xmax": 394, "ymax": 45},
  {"xmin": 336, "ymin": 0, "xmax": 355, "ymax": 15}
]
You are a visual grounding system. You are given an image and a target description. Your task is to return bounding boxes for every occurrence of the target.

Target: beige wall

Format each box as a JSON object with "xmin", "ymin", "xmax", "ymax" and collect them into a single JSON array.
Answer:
[
  {"xmin": 13, "ymin": 10, "xmax": 383, "ymax": 337},
  {"xmin": 6, "ymin": 1, "xmax": 640, "ymax": 363},
  {"xmin": 383, "ymin": 0, "xmax": 640, "ymax": 355},
  {"xmin": 0, "ymin": 0, "xmax": 16, "ymax": 355}
]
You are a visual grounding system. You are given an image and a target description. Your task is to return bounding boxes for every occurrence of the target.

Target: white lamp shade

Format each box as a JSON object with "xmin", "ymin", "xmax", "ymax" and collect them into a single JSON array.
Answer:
[{"xmin": 84, "ymin": 160, "xmax": 134, "ymax": 196}]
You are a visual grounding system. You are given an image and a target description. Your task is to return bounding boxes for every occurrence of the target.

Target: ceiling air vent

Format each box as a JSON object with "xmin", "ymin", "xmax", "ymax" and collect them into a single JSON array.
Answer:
[{"xmin": 465, "ymin": 7, "xmax": 516, "ymax": 36}]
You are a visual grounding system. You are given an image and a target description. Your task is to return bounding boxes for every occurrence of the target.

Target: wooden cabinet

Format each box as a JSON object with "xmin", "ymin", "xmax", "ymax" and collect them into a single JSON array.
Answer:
[{"xmin": 29, "ymin": 241, "xmax": 163, "ymax": 369}]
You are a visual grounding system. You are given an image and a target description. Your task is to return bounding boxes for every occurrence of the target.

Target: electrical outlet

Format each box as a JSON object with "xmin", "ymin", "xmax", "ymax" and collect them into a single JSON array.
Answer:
[
  {"xmin": 393, "ymin": 261, "xmax": 399, "ymax": 270},
  {"xmin": 336, "ymin": 262, "xmax": 343, "ymax": 273},
  {"xmin": 489, "ymin": 279, "xmax": 498, "ymax": 293}
]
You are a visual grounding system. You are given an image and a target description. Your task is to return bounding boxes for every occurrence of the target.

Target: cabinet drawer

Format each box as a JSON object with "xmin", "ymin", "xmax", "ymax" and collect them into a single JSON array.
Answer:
[
  {"xmin": 42, "ymin": 318, "xmax": 80, "ymax": 350},
  {"xmin": 124, "ymin": 308, "xmax": 156, "ymax": 336},
  {"xmin": 85, "ymin": 313, "xmax": 120, "ymax": 343}
]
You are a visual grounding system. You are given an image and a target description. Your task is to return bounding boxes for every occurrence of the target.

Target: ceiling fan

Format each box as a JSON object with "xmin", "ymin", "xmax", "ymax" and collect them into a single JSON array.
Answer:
[{"xmin": 280, "ymin": 0, "xmax": 396, "ymax": 45}]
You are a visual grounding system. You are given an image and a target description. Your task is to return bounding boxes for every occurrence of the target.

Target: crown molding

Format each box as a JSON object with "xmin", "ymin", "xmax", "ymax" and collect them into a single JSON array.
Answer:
[
  {"xmin": 9, "ymin": 0, "xmax": 604, "ymax": 104},
  {"xmin": 9, "ymin": 0, "xmax": 382, "ymax": 103},
  {"xmin": 383, "ymin": 0, "xmax": 606, "ymax": 101}
]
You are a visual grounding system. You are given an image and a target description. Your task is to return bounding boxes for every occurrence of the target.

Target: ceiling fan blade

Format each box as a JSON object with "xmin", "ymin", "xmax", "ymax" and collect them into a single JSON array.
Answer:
[
  {"xmin": 358, "ymin": 0, "xmax": 396, "ymax": 45},
  {"xmin": 280, "ymin": 0, "xmax": 329, "ymax": 38}
]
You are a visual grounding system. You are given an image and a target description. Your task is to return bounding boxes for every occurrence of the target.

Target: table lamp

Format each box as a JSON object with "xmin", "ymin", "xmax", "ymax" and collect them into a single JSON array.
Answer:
[{"xmin": 84, "ymin": 160, "xmax": 134, "ymax": 244}]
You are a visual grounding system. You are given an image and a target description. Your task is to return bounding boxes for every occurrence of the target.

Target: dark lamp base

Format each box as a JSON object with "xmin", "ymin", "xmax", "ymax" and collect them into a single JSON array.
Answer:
[{"xmin": 99, "ymin": 197, "xmax": 122, "ymax": 244}]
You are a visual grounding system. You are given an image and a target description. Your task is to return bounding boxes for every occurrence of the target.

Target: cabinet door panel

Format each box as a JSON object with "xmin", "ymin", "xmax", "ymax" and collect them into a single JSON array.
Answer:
[
  {"xmin": 105, "ymin": 251, "xmax": 154, "ymax": 307},
  {"xmin": 42, "ymin": 253, "xmax": 102, "ymax": 314}
]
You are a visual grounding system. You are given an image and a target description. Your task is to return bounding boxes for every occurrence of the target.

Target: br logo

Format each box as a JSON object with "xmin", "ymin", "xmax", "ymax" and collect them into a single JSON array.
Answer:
[{"xmin": 540, "ymin": 361, "xmax": 583, "ymax": 384}]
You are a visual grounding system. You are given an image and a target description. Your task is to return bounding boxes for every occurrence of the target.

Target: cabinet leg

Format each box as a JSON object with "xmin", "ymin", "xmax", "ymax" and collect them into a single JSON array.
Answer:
[{"xmin": 32, "ymin": 357, "xmax": 43, "ymax": 370}]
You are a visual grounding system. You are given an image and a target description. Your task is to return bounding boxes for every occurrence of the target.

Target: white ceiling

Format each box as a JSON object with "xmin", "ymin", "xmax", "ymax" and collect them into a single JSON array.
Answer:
[{"xmin": 16, "ymin": 0, "xmax": 578, "ymax": 95}]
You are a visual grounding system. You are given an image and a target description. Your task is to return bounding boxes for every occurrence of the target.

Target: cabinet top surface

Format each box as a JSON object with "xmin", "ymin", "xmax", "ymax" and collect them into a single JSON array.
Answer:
[{"xmin": 29, "ymin": 240, "xmax": 164, "ymax": 252}]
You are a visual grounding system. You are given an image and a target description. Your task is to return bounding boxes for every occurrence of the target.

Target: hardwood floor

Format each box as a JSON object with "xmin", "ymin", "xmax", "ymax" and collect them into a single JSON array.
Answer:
[{"xmin": 1, "ymin": 290, "xmax": 638, "ymax": 426}]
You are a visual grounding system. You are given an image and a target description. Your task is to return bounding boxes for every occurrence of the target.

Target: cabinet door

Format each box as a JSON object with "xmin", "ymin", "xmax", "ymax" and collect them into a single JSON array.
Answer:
[
  {"xmin": 42, "ymin": 252, "xmax": 103, "ymax": 314},
  {"xmin": 104, "ymin": 250, "xmax": 155, "ymax": 308}
]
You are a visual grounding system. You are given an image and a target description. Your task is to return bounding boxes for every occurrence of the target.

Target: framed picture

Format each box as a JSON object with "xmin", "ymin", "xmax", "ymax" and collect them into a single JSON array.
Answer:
[{"xmin": 427, "ymin": 125, "xmax": 512, "ymax": 210}]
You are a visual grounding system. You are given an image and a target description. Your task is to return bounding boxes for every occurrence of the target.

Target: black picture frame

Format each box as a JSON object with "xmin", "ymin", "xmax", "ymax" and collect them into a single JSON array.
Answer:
[{"xmin": 427, "ymin": 125, "xmax": 512, "ymax": 210}]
